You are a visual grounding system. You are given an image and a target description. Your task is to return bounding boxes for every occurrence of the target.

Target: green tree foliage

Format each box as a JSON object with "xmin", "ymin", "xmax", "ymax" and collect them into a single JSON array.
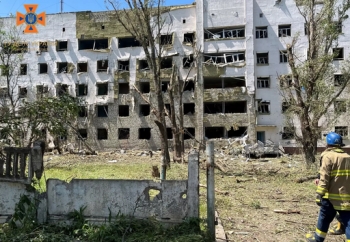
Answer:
[{"xmin": 282, "ymin": 0, "xmax": 350, "ymax": 166}]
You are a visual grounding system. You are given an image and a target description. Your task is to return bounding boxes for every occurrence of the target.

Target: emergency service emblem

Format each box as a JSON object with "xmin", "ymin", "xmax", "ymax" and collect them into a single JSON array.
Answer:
[{"xmin": 16, "ymin": 4, "xmax": 46, "ymax": 34}]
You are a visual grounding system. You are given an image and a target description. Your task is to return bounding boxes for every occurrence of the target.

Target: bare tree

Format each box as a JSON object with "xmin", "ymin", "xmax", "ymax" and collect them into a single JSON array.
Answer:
[
  {"xmin": 281, "ymin": 0, "xmax": 350, "ymax": 166},
  {"xmin": 106, "ymin": 0, "xmax": 178, "ymax": 179}
]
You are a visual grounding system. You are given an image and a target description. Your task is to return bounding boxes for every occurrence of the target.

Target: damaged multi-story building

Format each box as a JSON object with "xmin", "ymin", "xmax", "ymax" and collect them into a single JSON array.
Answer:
[{"xmin": 0, "ymin": 0, "xmax": 349, "ymax": 151}]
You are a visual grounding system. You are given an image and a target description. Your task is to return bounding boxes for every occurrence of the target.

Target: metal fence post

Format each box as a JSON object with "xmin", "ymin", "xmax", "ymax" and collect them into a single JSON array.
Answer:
[
  {"xmin": 187, "ymin": 150, "xmax": 199, "ymax": 218},
  {"xmin": 206, "ymin": 141, "xmax": 215, "ymax": 241}
]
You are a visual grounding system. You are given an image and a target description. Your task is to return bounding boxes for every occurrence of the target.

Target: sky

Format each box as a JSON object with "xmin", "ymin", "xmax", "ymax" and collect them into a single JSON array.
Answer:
[{"xmin": 0, "ymin": 0, "xmax": 195, "ymax": 17}]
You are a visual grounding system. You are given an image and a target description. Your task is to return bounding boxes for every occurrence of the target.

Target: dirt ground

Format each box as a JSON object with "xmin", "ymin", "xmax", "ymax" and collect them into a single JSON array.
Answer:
[{"xmin": 44, "ymin": 149, "xmax": 347, "ymax": 242}]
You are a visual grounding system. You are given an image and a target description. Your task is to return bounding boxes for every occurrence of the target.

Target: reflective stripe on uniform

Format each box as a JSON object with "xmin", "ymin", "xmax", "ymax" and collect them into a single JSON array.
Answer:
[
  {"xmin": 315, "ymin": 228, "xmax": 327, "ymax": 238},
  {"xmin": 330, "ymin": 169, "xmax": 350, "ymax": 176},
  {"xmin": 316, "ymin": 186, "xmax": 328, "ymax": 195}
]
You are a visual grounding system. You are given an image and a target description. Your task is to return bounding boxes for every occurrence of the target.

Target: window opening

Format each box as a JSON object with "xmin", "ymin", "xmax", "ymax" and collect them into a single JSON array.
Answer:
[
  {"xmin": 282, "ymin": 127, "xmax": 295, "ymax": 139},
  {"xmin": 97, "ymin": 105, "xmax": 108, "ymax": 117},
  {"xmin": 334, "ymin": 74, "xmax": 345, "ymax": 86},
  {"xmin": 97, "ymin": 83, "xmax": 108, "ymax": 95},
  {"xmin": 160, "ymin": 34, "xmax": 173, "ymax": 45},
  {"xmin": 204, "ymin": 77, "xmax": 222, "ymax": 89},
  {"xmin": 56, "ymin": 84, "xmax": 68, "ymax": 96},
  {"xmin": 282, "ymin": 102, "xmax": 290, "ymax": 113},
  {"xmin": 118, "ymin": 128, "xmax": 130, "ymax": 139},
  {"xmin": 224, "ymin": 77, "xmax": 245, "ymax": 88},
  {"xmin": 334, "ymin": 101, "xmax": 347, "ymax": 113},
  {"xmin": 204, "ymin": 27, "xmax": 245, "ymax": 40},
  {"xmin": 162, "ymin": 81, "xmax": 169, "ymax": 92},
  {"xmin": 205, "ymin": 127, "xmax": 225, "ymax": 139},
  {"xmin": 257, "ymin": 53, "xmax": 269, "ymax": 64},
  {"xmin": 225, "ymin": 101, "xmax": 247, "ymax": 113},
  {"xmin": 140, "ymin": 104, "xmax": 150, "ymax": 116},
  {"xmin": 204, "ymin": 52, "xmax": 245, "ymax": 65},
  {"xmin": 97, "ymin": 128, "xmax": 108, "ymax": 140},
  {"xmin": 333, "ymin": 48, "xmax": 344, "ymax": 60},
  {"xmin": 161, "ymin": 57, "xmax": 172, "ymax": 69},
  {"xmin": 139, "ymin": 128, "xmax": 151, "ymax": 139},
  {"xmin": 280, "ymin": 50, "xmax": 288, "ymax": 63},
  {"xmin": 119, "ymin": 105, "xmax": 129, "ymax": 117},
  {"xmin": 184, "ymin": 128, "xmax": 195, "ymax": 140},
  {"xmin": 56, "ymin": 40, "xmax": 68, "ymax": 51},
  {"xmin": 57, "ymin": 62, "xmax": 68, "ymax": 73},
  {"xmin": 138, "ymin": 60, "xmax": 149, "ymax": 70},
  {"xmin": 184, "ymin": 103, "xmax": 195, "ymax": 115},
  {"xmin": 78, "ymin": 62, "xmax": 88, "ymax": 72},
  {"xmin": 118, "ymin": 60, "xmax": 129, "ymax": 71},
  {"xmin": 204, "ymin": 102, "xmax": 223, "ymax": 114},
  {"xmin": 139, "ymin": 82, "xmax": 150, "ymax": 93},
  {"xmin": 183, "ymin": 33, "xmax": 195, "ymax": 44},
  {"xmin": 166, "ymin": 128, "xmax": 173, "ymax": 139},
  {"xmin": 257, "ymin": 77, "xmax": 270, "ymax": 88},
  {"xmin": 118, "ymin": 37, "xmax": 141, "ymax": 48},
  {"xmin": 39, "ymin": 63, "xmax": 48, "ymax": 74},
  {"xmin": 2, "ymin": 43, "xmax": 28, "ymax": 54},
  {"xmin": 258, "ymin": 101, "xmax": 270, "ymax": 114},
  {"xmin": 77, "ymin": 84, "xmax": 88, "ymax": 96},
  {"xmin": 18, "ymin": 87, "xmax": 27, "ymax": 98},
  {"xmin": 36, "ymin": 85, "xmax": 49, "ymax": 98},
  {"xmin": 78, "ymin": 39, "xmax": 108, "ymax": 50},
  {"xmin": 39, "ymin": 42, "xmax": 48, "ymax": 52},
  {"xmin": 256, "ymin": 26, "xmax": 268, "ymax": 38},
  {"xmin": 119, "ymin": 83, "xmax": 129, "ymax": 94},
  {"xmin": 227, "ymin": 127, "xmax": 247, "ymax": 138},
  {"xmin": 78, "ymin": 106, "xmax": 87, "ymax": 117},
  {"xmin": 183, "ymin": 80, "xmax": 195, "ymax": 91},
  {"xmin": 183, "ymin": 55, "xmax": 194, "ymax": 68},
  {"xmin": 78, "ymin": 129, "xmax": 87, "ymax": 139},
  {"xmin": 20, "ymin": 64, "xmax": 27, "ymax": 75},
  {"xmin": 97, "ymin": 59, "xmax": 108, "ymax": 72},
  {"xmin": 278, "ymin": 25, "xmax": 291, "ymax": 37},
  {"xmin": 335, "ymin": 126, "xmax": 348, "ymax": 138}
]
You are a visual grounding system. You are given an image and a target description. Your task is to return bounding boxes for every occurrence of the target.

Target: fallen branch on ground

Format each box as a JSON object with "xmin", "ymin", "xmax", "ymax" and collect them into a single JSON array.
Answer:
[
  {"xmin": 273, "ymin": 209, "xmax": 300, "ymax": 214},
  {"xmin": 295, "ymin": 175, "xmax": 318, "ymax": 183}
]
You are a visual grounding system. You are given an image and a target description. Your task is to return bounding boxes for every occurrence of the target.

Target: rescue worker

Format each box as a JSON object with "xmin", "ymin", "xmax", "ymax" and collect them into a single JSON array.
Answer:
[{"xmin": 306, "ymin": 132, "xmax": 350, "ymax": 242}]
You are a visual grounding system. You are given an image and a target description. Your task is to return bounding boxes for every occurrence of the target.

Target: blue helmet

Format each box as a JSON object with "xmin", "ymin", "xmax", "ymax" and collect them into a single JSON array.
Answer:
[{"xmin": 326, "ymin": 132, "xmax": 344, "ymax": 146}]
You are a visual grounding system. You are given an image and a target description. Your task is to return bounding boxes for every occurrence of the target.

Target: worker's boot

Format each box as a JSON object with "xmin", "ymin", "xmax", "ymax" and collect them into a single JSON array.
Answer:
[
  {"xmin": 328, "ymin": 222, "xmax": 345, "ymax": 235},
  {"xmin": 305, "ymin": 233, "xmax": 317, "ymax": 242}
]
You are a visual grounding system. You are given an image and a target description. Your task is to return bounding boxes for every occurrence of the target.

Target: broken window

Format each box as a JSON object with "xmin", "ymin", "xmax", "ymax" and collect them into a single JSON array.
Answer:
[
  {"xmin": 224, "ymin": 77, "xmax": 245, "ymax": 88},
  {"xmin": 282, "ymin": 127, "xmax": 295, "ymax": 140},
  {"xmin": 183, "ymin": 80, "xmax": 195, "ymax": 91},
  {"xmin": 279, "ymin": 75, "xmax": 293, "ymax": 87},
  {"xmin": 334, "ymin": 74, "xmax": 345, "ymax": 86},
  {"xmin": 160, "ymin": 34, "xmax": 173, "ymax": 45},
  {"xmin": 166, "ymin": 128, "xmax": 173, "ymax": 139},
  {"xmin": 56, "ymin": 40, "xmax": 68, "ymax": 51},
  {"xmin": 184, "ymin": 127, "xmax": 195, "ymax": 140},
  {"xmin": 184, "ymin": 103, "xmax": 195, "ymax": 115},
  {"xmin": 335, "ymin": 126, "xmax": 348, "ymax": 138},
  {"xmin": 183, "ymin": 33, "xmax": 195, "ymax": 44},
  {"xmin": 227, "ymin": 127, "xmax": 247, "ymax": 138},
  {"xmin": 139, "ymin": 128, "xmax": 151, "ymax": 139},
  {"xmin": 183, "ymin": 55, "xmax": 194, "ymax": 68},
  {"xmin": 97, "ymin": 128, "xmax": 108, "ymax": 140},
  {"xmin": 97, "ymin": 105, "xmax": 108, "ymax": 117},
  {"xmin": 257, "ymin": 53, "xmax": 269, "ymax": 64},
  {"xmin": 204, "ymin": 27, "xmax": 245, "ymax": 40},
  {"xmin": 334, "ymin": 100, "xmax": 347, "ymax": 113},
  {"xmin": 78, "ymin": 39, "xmax": 108, "ymax": 50},
  {"xmin": 20, "ymin": 64, "xmax": 27, "ymax": 75},
  {"xmin": 139, "ymin": 82, "xmax": 150, "ymax": 93},
  {"xmin": 205, "ymin": 127, "xmax": 225, "ymax": 139},
  {"xmin": 76, "ymin": 84, "xmax": 88, "ymax": 96},
  {"xmin": 97, "ymin": 59, "xmax": 108, "ymax": 72},
  {"xmin": 119, "ymin": 83, "xmax": 129, "ymax": 94},
  {"xmin": 36, "ymin": 85, "xmax": 49, "ymax": 99},
  {"xmin": 78, "ymin": 129, "xmax": 87, "ymax": 139},
  {"xmin": 204, "ymin": 52, "xmax": 245, "ymax": 65},
  {"xmin": 204, "ymin": 77, "xmax": 222, "ymax": 89},
  {"xmin": 39, "ymin": 42, "xmax": 48, "ymax": 52},
  {"xmin": 118, "ymin": 37, "xmax": 141, "ymax": 48},
  {"xmin": 140, "ymin": 104, "xmax": 150, "ymax": 116},
  {"xmin": 97, "ymin": 83, "xmax": 108, "ymax": 95},
  {"xmin": 2, "ymin": 42, "xmax": 28, "ymax": 54},
  {"xmin": 119, "ymin": 105, "xmax": 129, "ymax": 117},
  {"xmin": 138, "ymin": 60, "xmax": 149, "ymax": 70},
  {"xmin": 256, "ymin": 26, "xmax": 268, "ymax": 38},
  {"xmin": 225, "ymin": 101, "xmax": 247, "ymax": 113},
  {"xmin": 278, "ymin": 24, "xmax": 291, "ymax": 37},
  {"xmin": 0, "ymin": 88, "xmax": 8, "ymax": 99},
  {"xmin": 39, "ymin": 63, "xmax": 48, "ymax": 74},
  {"xmin": 160, "ymin": 57, "xmax": 172, "ymax": 69},
  {"xmin": 204, "ymin": 102, "xmax": 223, "ymax": 114},
  {"xmin": 257, "ymin": 77, "xmax": 270, "ymax": 88},
  {"xmin": 57, "ymin": 62, "xmax": 68, "ymax": 73},
  {"xmin": 118, "ymin": 128, "xmax": 130, "ymax": 139},
  {"xmin": 56, "ymin": 84, "xmax": 69, "ymax": 96},
  {"xmin": 77, "ymin": 62, "xmax": 88, "ymax": 72},
  {"xmin": 280, "ymin": 50, "xmax": 288, "ymax": 63},
  {"xmin": 282, "ymin": 102, "xmax": 290, "ymax": 113},
  {"xmin": 78, "ymin": 106, "xmax": 88, "ymax": 117},
  {"xmin": 118, "ymin": 60, "xmax": 129, "ymax": 71},
  {"xmin": 333, "ymin": 48, "xmax": 344, "ymax": 60},
  {"xmin": 18, "ymin": 87, "xmax": 27, "ymax": 98},
  {"xmin": 162, "ymin": 81, "xmax": 169, "ymax": 92},
  {"xmin": 258, "ymin": 101, "xmax": 270, "ymax": 114}
]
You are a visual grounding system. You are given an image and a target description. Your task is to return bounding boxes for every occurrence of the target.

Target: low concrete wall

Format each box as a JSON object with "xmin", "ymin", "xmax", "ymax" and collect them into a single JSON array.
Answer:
[{"xmin": 0, "ymin": 151, "xmax": 200, "ymax": 225}]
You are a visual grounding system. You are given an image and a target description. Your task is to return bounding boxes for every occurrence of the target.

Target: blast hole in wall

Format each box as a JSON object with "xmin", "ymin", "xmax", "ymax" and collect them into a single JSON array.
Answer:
[{"xmin": 149, "ymin": 189, "xmax": 160, "ymax": 201}]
